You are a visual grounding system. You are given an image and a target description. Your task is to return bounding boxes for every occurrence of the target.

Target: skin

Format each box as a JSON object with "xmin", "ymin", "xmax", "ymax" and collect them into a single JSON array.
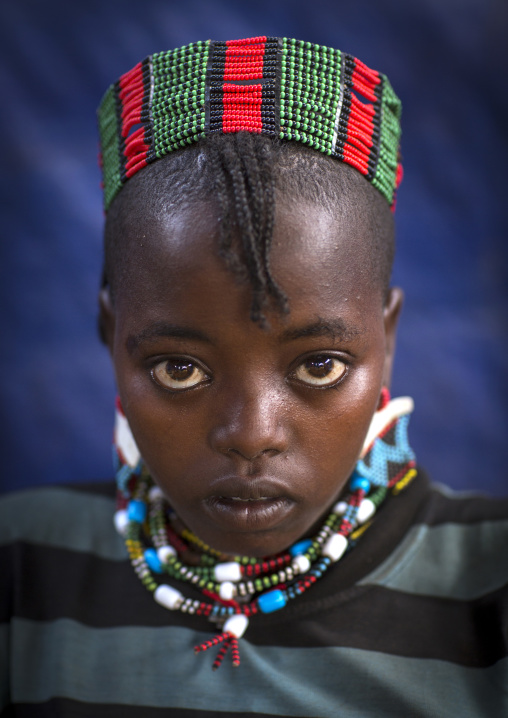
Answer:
[{"xmin": 100, "ymin": 197, "xmax": 403, "ymax": 558}]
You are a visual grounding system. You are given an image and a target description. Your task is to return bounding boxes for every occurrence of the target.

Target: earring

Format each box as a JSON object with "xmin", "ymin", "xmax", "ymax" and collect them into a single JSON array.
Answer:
[
  {"xmin": 353, "ymin": 393, "xmax": 416, "ymax": 490},
  {"xmin": 114, "ymin": 397, "xmax": 142, "ymax": 498},
  {"xmin": 377, "ymin": 386, "xmax": 391, "ymax": 411}
]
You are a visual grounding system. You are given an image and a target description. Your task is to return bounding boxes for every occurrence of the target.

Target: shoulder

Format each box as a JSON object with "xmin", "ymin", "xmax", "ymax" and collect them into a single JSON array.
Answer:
[
  {"xmin": 418, "ymin": 480, "xmax": 508, "ymax": 526},
  {"xmin": 0, "ymin": 481, "xmax": 123, "ymax": 559},
  {"xmin": 363, "ymin": 479, "xmax": 508, "ymax": 601}
]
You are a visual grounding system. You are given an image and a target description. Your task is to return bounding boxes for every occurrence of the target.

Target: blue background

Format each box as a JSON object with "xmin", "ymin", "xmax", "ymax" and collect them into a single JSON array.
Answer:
[{"xmin": 1, "ymin": 0, "xmax": 507, "ymax": 494}]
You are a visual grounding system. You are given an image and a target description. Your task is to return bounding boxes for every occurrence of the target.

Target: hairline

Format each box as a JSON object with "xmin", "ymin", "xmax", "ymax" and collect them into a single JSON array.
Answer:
[{"xmin": 103, "ymin": 138, "xmax": 395, "ymax": 312}]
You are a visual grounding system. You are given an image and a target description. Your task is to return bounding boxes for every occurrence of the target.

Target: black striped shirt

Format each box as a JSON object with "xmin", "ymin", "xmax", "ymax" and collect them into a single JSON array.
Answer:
[{"xmin": 1, "ymin": 471, "xmax": 507, "ymax": 717}]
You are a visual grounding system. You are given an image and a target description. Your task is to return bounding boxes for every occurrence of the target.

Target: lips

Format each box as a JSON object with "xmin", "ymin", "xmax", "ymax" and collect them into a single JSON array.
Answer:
[
  {"xmin": 228, "ymin": 496, "xmax": 273, "ymax": 501},
  {"xmin": 203, "ymin": 476, "xmax": 297, "ymax": 532},
  {"xmin": 207, "ymin": 475, "xmax": 292, "ymax": 501}
]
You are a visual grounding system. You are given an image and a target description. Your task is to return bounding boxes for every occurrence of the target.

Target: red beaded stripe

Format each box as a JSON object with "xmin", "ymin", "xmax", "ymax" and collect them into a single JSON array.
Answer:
[
  {"xmin": 354, "ymin": 57, "xmax": 381, "ymax": 84},
  {"xmin": 242, "ymin": 554, "xmax": 290, "ymax": 576},
  {"xmin": 342, "ymin": 57, "xmax": 382, "ymax": 177},
  {"xmin": 222, "ymin": 84, "xmax": 264, "ymax": 133},
  {"xmin": 352, "ymin": 72, "xmax": 379, "ymax": 104},
  {"xmin": 338, "ymin": 57, "xmax": 382, "ymax": 177},
  {"xmin": 351, "ymin": 93, "xmax": 377, "ymax": 121},
  {"xmin": 222, "ymin": 37, "xmax": 266, "ymax": 134},
  {"xmin": 118, "ymin": 60, "xmax": 150, "ymax": 178}
]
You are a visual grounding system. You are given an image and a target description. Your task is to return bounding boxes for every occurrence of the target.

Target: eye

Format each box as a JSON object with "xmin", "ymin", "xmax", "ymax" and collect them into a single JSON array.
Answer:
[
  {"xmin": 292, "ymin": 355, "xmax": 347, "ymax": 387},
  {"xmin": 152, "ymin": 358, "xmax": 209, "ymax": 391}
]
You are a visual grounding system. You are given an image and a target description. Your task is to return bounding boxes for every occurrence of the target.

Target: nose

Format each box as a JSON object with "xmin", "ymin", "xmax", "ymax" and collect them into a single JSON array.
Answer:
[{"xmin": 209, "ymin": 378, "xmax": 290, "ymax": 462}]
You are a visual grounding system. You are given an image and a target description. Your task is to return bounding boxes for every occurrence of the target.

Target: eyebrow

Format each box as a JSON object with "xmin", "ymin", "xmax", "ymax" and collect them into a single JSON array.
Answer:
[
  {"xmin": 126, "ymin": 322, "xmax": 212, "ymax": 355},
  {"xmin": 126, "ymin": 317, "xmax": 361, "ymax": 354},
  {"xmin": 280, "ymin": 318, "xmax": 362, "ymax": 343}
]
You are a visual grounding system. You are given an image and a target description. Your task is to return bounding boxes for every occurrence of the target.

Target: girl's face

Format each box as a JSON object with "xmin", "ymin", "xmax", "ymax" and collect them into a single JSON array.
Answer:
[{"xmin": 101, "ymin": 197, "xmax": 402, "ymax": 557}]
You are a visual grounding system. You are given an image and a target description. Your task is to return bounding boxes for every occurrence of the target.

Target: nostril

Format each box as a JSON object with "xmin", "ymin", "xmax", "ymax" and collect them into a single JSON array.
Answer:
[{"xmin": 225, "ymin": 447, "xmax": 281, "ymax": 461}]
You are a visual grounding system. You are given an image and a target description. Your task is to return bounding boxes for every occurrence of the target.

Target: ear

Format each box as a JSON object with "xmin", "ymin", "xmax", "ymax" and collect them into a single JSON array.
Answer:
[
  {"xmin": 98, "ymin": 287, "xmax": 116, "ymax": 355},
  {"xmin": 382, "ymin": 287, "xmax": 404, "ymax": 390}
]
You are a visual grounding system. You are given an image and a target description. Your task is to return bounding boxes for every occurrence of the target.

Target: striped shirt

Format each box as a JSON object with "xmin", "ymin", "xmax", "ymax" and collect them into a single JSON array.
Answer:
[{"xmin": 1, "ymin": 471, "xmax": 507, "ymax": 717}]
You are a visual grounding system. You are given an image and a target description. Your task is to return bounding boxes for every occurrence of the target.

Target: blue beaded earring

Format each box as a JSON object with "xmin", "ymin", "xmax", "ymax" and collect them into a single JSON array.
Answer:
[{"xmin": 350, "ymin": 388, "xmax": 416, "ymax": 496}]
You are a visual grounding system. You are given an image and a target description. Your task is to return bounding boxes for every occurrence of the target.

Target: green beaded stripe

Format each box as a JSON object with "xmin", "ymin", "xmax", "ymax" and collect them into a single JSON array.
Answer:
[
  {"xmin": 98, "ymin": 37, "xmax": 402, "ymax": 210},
  {"xmin": 98, "ymin": 86, "xmax": 123, "ymax": 210},
  {"xmin": 279, "ymin": 38, "xmax": 343, "ymax": 156},
  {"xmin": 151, "ymin": 41, "xmax": 209, "ymax": 159},
  {"xmin": 372, "ymin": 76, "xmax": 402, "ymax": 203}
]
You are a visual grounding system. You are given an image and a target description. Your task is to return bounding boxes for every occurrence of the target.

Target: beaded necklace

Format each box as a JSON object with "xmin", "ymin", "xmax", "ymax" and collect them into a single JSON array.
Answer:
[{"xmin": 113, "ymin": 396, "xmax": 416, "ymax": 670}]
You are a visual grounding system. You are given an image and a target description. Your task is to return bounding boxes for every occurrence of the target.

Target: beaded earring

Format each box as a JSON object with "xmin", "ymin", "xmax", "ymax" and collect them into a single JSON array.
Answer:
[{"xmin": 113, "ymin": 394, "xmax": 416, "ymax": 670}]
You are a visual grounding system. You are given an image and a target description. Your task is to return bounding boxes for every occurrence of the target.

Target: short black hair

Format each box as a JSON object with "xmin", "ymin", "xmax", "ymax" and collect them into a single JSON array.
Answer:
[{"xmin": 103, "ymin": 132, "xmax": 395, "ymax": 323}]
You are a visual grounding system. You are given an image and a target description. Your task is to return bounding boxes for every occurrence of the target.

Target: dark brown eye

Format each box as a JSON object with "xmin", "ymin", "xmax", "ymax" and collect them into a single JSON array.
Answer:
[
  {"xmin": 152, "ymin": 359, "xmax": 208, "ymax": 391},
  {"xmin": 293, "ymin": 355, "xmax": 347, "ymax": 387}
]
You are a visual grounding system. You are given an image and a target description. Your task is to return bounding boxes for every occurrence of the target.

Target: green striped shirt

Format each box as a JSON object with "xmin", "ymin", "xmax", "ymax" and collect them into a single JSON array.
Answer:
[{"xmin": 1, "ymin": 472, "xmax": 507, "ymax": 717}]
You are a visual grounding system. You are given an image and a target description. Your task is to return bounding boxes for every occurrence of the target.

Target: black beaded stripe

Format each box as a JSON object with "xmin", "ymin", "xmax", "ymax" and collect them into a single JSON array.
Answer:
[
  {"xmin": 331, "ymin": 53, "xmax": 354, "ymax": 162},
  {"xmin": 206, "ymin": 41, "xmax": 227, "ymax": 134},
  {"xmin": 141, "ymin": 57, "xmax": 157, "ymax": 165},
  {"xmin": 113, "ymin": 79, "xmax": 127, "ymax": 183},
  {"xmin": 365, "ymin": 70, "xmax": 383, "ymax": 181},
  {"xmin": 260, "ymin": 37, "xmax": 281, "ymax": 137}
]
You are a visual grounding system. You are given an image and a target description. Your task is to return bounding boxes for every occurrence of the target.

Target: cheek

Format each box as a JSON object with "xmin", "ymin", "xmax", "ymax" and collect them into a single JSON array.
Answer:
[
  {"xmin": 306, "ymin": 367, "xmax": 383, "ymax": 479},
  {"xmin": 123, "ymin": 395, "xmax": 196, "ymax": 476},
  {"xmin": 113, "ymin": 359, "xmax": 183, "ymax": 471}
]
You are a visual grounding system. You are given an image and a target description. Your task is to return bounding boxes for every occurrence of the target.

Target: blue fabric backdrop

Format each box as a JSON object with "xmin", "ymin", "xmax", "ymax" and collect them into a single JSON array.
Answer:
[{"xmin": 1, "ymin": 0, "xmax": 507, "ymax": 494}]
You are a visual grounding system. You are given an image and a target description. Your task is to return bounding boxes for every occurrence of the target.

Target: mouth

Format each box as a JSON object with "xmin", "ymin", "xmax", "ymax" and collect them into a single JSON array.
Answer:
[
  {"xmin": 228, "ymin": 496, "xmax": 273, "ymax": 501},
  {"xmin": 203, "ymin": 476, "xmax": 296, "ymax": 532}
]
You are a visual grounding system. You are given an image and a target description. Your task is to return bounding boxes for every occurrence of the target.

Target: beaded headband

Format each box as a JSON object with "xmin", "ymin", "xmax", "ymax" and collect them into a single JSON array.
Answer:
[{"xmin": 98, "ymin": 36, "xmax": 402, "ymax": 211}]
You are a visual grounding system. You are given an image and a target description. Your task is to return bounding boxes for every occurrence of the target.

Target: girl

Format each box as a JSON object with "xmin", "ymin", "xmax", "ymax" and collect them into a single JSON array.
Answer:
[{"xmin": 1, "ymin": 36, "xmax": 506, "ymax": 717}]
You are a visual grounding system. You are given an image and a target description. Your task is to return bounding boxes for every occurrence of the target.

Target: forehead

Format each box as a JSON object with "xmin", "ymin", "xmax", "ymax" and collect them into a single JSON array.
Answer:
[{"xmin": 114, "ymin": 195, "xmax": 382, "ymax": 316}]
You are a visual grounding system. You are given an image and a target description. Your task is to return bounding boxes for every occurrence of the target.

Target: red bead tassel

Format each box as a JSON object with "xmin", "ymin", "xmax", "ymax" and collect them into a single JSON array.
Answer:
[
  {"xmin": 229, "ymin": 637, "xmax": 241, "ymax": 667},
  {"xmin": 212, "ymin": 638, "xmax": 232, "ymax": 671},
  {"xmin": 194, "ymin": 631, "xmax": 241, "ymax": 670},
  {"xmin": 194, "ymin": 632, "xmax": 228, "ymax": 654}
]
